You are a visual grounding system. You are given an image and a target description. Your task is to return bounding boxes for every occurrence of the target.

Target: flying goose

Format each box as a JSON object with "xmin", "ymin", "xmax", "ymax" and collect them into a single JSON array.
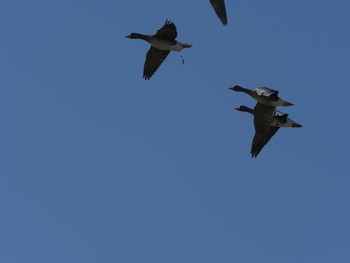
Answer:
[
  {"xmin": 235, "ymin": 105, "xmax": 303, "ymax": 157},
  {"xmin": 229, "ymin": 85, "xmax": 294, "ymax": 107},
  {"xmin": 209, "ymin": 0, "xmax": 228, "ymax": 25},
  {"xmin": 126, "ymin": 20, "xmax": 192, "ymax": 80}
]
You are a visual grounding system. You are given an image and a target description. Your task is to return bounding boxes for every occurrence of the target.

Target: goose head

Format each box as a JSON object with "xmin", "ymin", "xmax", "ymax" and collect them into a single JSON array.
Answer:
[
  {"xmin": 230, "ymin": 85, "xmax": 242, "ymax": 91},
  {"xmin": 234, "ymin": 105, "xmax": 253, "ymax": 113},
  {"xmin": 125, "ymin": 33, "xmax": 142, "ymax": 39}
]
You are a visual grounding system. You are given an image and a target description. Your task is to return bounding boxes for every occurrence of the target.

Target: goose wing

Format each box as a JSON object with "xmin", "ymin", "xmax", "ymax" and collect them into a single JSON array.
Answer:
[
  {"xmin": 155, "ymin": 20, "xmax": 177, "ymax": 40},
  {"xmin": 251, "ymin": 134, "xmax": 266, "ymax": 158},
  {"xmin": 251, "ymin": 103, "xmax": 275, "ymax": 157},
  {"xmin": 143, "ymin": 47, "xmax": 170, "ymax": 80},
  {"xmin": 263, "ymin": 126, "xmax": 280, "ymax": 146},
  {"xmin": 274, "ymin": 110, "xmax": 288, "ymax": 118},
  {"xmin": 272, "ymin": 110, "xmax": 288, "ymax": 125},
  {"xmin": 255, "ymin": 87, "xmax": 279, "ymax": 101},
  {"xmin": 209, "ymin": 0, "xmax": 228, "ymax": 25}
]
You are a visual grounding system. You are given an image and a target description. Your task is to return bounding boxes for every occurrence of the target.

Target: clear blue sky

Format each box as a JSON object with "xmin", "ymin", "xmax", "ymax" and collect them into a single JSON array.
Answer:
[{"xmin": 1, "ymin": 0, "xmax": 350, "ymax": 262}]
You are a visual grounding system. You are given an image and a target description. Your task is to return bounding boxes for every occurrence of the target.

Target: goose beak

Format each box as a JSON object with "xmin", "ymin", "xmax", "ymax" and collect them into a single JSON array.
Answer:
[
  {"xmin": 125, "ymin": 34, "xmax": 131, "ymax": 38},
  {"xmin": 234, "ymin": 107, "xmax": 240, "ymax": 111},
  {"xmin": 292, "ymin": 123, "xmax": 303, "ymax": 128}
]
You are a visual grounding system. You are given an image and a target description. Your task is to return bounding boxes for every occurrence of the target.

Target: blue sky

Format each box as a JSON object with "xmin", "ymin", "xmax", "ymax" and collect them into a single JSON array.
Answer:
[{"xmin": 1, "ymin": 0, "xmax": 350, "ymax": 262}]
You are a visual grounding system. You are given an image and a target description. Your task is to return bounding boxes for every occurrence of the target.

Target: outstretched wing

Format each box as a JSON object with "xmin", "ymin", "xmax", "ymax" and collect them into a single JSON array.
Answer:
[
  {"xmin": 154, "ymin": 20, "xmax": 177, "ymax": 40},
  {"xmin": 251, "ymin": 126, "xmax": 280, "ymax": 158},
  {"xmin": 263, "ymin": 126, "xmax": 280, "ymax": 146},
  {"xmin": 254, "ymin": 103, "xmax": 275, "ymax": 140},
  {"xmin": 143, "ymin": 47, "xmax": 170, "ymax": 80},
  {"xmin": 209, "ymin": 0, "xmax": 228, "ymax": 25},
  {"xmin": 251, "ymin": 134, "xmax": 266, "ymax": 158},
  {"xmin": 250, "ymin": 103, "xmax": 275, "ymax": 157}
]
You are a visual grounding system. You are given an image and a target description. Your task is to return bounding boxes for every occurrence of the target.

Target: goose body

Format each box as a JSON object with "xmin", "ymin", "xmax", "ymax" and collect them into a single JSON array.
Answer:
[
  {"xmin": 230, "ymin": 85, "xmax": 294, "ymax": 107},
  {"xmin": 149, "ymin": 38, "xmax": 191, "ymax": 51},
  {"xmin": 126, "ymin": 20, "xmax": 192, "ymax": 80},
  {"xmin": 209, "ymin": 0, "xmax": 228, "ymax": 25},
  {"xmin": 235, "ymin": 105, "xmax": 303, "ymax": 157},
  {"xmin": 236, "ymin": 105, "xmax": 302, "ymax": 128}
]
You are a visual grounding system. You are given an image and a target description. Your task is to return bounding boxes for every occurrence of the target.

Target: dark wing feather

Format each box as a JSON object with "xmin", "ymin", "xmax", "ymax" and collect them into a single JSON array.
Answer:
[
  {"xmin": 251, "ymin": 127, "xmax": 279, "ymax": 157},
  {"xmin": 253, "ymin": 103, "xmax": 275, "ymax": 139},
  {"xmin": 263, "ymin": 126, "xmax": 280, "ymax": 146},
  {"xmin": 250, "ymin": 103, "xmax": 275, "ymax": 157},
  {"xmin": 251, "ymin": 134, "xmax": 266, "ymax": 158},
  {"xmin": 154, "ymin": 20, "xmax": 177, "ymax": 40},
  {"xmin": 143, "ymin": 47, "xmax": 170, "ymax": 80},
  {"xmin": 209, "ymin": 0, "xmax": 228, "ymax": 25}
]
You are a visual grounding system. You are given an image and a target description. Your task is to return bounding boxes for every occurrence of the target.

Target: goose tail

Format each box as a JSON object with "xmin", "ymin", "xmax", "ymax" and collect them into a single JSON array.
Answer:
[
  {"xmin": 282, "ymin": 100, "xmax": 294, "ymax": 107},
  {"xmin": 181, "ymin": 43, "xmax": 192, "ymax": 49},
  {"xmin": 292, "ymin": 123, "xmax": 303, "ymax": 128}
]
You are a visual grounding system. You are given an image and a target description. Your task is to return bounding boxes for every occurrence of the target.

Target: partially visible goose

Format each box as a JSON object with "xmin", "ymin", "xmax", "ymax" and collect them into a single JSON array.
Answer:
[
  {"xmin": 126, "ymin": 20, "xmax": 192, "ymax": 80},
  {"xmin": 209, "ymin": 0, "xmax": 228, "ymax": 25},
  {"xmin": 235, "ymin": 105, "xmax": 303, "ymax": 157},
  {"xmin": 235, "ymin": 105, "xmax": 303, "ymax": 128},
  {"xmin": 229, "ymin": 85, "xmax": 294, "ymax": 107}
]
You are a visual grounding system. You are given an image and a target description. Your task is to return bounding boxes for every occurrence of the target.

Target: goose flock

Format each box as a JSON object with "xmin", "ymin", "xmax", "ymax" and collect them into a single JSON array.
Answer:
[
  {"xmin": 230, "ymin": 86, "xmax": 302, "ymax": 157},
  {"xmin": 125, "ymin": 1, "xmax": 302, "ymax": 158}
]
